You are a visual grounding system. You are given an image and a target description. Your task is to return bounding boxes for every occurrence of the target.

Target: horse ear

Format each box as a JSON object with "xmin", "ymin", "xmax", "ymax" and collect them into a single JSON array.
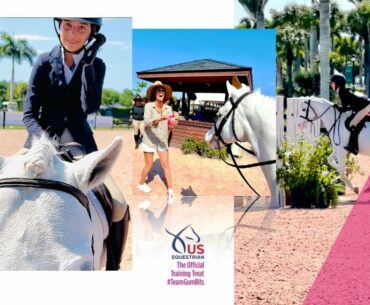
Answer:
[
  {"xmin": 72, "ymin": 137, "xmax": 123, "ymax": 193},
  {"xmin": 241, "ymin": 83, "xmax": 252, "ymax": 93},
  {"xmin": 226, "ymin": 81, "xmax": 233, "ymax": 95}
]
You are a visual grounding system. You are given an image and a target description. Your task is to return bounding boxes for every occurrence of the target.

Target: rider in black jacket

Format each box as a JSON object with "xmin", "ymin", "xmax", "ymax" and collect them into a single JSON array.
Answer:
[{"xmin": 330, "ymin": 72, "xmax": 370, "ymax": 155}]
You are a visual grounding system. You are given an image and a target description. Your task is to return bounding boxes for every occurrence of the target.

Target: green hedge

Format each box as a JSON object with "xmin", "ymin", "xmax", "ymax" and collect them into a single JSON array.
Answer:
[{"xmin": 181, "ymin": 136, "xmax": 227, "ymax": 160}]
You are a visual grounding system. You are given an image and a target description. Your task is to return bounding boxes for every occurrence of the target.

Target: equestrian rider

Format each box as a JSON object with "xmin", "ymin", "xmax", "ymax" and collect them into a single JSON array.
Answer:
[
  {"xmin": 22, "ymin": 18, "xmax": 127, "ymax": 270},
  {"xmin": 330, "ymin": 72, "xmax": 370, "ymax": 155}
]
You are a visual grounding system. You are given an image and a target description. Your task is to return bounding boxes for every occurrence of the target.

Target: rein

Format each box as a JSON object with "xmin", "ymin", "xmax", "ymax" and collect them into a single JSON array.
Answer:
[
  {"xmin": 0, "ymin": 178, "xmax": 92, "ymax": 220},
  {"xmin": 213, "ymin": 91, "xmax": 276, "ymax": 197},
  {"xmin": 0, "ymin": 177, "xmax": 96, "ymax": 267},
  {"xmin": 300, "ymin": 99, "xmax": 343, "ymax": 146}
]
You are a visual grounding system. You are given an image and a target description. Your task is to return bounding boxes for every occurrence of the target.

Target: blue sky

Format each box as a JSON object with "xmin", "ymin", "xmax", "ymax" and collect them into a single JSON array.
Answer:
[
  {"xmin": 0, "ymin": 18, "xmax": 132, "ymax": 91},
  {"xmin": 234, "ymin": 0, "xmax": 356, "ymax": 25},
  {"xmin": 133, "ymin": 29, "xmax": 276, "ymax": 97}
]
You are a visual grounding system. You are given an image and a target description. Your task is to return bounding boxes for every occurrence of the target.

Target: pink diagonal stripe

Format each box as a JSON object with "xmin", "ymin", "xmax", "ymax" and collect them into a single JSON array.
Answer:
[{"xmin": 303, "ymin": 177, "xmax": 370, "ymax": 305}]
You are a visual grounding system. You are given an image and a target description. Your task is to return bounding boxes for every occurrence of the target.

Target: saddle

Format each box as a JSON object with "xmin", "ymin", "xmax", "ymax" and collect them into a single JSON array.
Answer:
[{"xmin": 58, "ymin": 142, "xmax": 129, "ymax": 270}]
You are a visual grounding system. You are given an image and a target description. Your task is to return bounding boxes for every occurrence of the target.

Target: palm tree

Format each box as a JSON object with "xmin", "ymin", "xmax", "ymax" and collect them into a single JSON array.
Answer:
[
  {"xmin": 319, "ymin": 0, "xmax": 330, "ymax": 100},
  {"xmin": 347, "ymin": 1, "xmax": 370, "ymax": 95},
  {"xmin": 277, "ymin": 26, "xmax": 307, "ymax": 97},
  {"xmin": 238, "ymin": 0, "xmax": 269, "ymax": 29},
  {"xmin": 0, "ymin": 32, "xmax": 36, "ymax": 103},
  {"xmin": 310, "ymin": 1, "xmax": 319, "ymax": 73},
  {"xmin": 271, "ymin": 5, "xmax": 310, "ymax": 96}
]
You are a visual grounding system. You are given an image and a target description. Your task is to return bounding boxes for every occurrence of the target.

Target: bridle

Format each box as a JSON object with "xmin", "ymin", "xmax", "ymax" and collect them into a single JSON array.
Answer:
[
  {"xmin": 213, "ymin": 91, "xmax": 276, "ymax": 197},
  {"xmin": 0, "ymin": 176, "xmax": 96, "ymax": 268},
  {"xmin": 300, "ymin": 98, "xmax": 343, "ymax": 146}
]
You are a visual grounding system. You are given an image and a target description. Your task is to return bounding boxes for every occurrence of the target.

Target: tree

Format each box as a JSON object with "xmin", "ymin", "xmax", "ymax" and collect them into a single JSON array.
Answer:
[
  {"xmin": 271, "ymin": 5, "xmax": 309, "ymax": 96},
  {"xmin": 0, "ymin": 32, "xmax": 36, "ymax": 103},
  {"xmin": 347, "ymin": 0, "xmax": 370, "ymax": 95},
  {"xmin": 0, "ymin": 81, "xmax": 8, "ymax": 102},
  {"xmin": 102, "ymin": 88, "xmax": 121, "ymax": 106},
  {"xmin": 121, "ymin": 89, "xmax": 134, "ymax": 108},
  {"xmin": 132, "ymin": 81, "xmax": 147, "ymax": 98},
  {"xmin": 238, "ymin": 0, "xmax": 269, "ymax": 29},
  {"xmin": 310, "ymin": 1, "xmax": 319, "ymax": 73},
  {"xmin": 319, "ymin": 0, "xmax": 331, "ymax": 100}
]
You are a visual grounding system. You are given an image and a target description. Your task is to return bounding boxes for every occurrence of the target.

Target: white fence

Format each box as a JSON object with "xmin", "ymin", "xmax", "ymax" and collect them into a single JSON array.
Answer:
[
  {"xmin": 277, "ymin": 96, "xmax": 321, "ymax": 146},
  {"xmin": 276, "ymin": 96, "xmax": 322, "ymax": 206},
  {"xmin": 0, "ymin": 112, "xmax": 113, "ymax": 129}
]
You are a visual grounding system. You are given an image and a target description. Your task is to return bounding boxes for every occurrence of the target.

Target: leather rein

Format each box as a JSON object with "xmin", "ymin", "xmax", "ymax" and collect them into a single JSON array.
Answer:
[
  {"xmin": 213, "ymin": 91, "xmax": 276, "ymax": 196},
  {"xmin": 300, "ymin": 98, "xmax": 343, "ymax": 146},
  {"xmin": 0, "ymin": 143, "xmax": 96, "ymax": 266}
]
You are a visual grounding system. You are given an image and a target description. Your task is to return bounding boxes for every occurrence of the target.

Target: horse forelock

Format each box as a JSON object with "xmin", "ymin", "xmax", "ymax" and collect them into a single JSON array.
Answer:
[{"xmin": 25, "ymin": 133, "xmax": 58, "ymax": 178}]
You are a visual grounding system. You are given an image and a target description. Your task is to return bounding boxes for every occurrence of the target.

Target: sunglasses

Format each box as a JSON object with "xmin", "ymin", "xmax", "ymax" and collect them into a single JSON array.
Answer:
[{"xmin": 155, "ymin": 88, "xmax": 165, "ymax": 93}]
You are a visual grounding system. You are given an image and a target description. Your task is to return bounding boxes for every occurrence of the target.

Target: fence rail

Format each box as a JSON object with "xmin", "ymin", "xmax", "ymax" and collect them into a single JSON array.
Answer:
[{"xmin": 0, "ymin": 111, "xmax": 114, "ymax": 129}]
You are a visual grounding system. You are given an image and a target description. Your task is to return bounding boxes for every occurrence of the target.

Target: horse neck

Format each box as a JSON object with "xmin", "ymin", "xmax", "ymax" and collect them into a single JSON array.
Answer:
[
  {"xmin": 238, "ymin": 95, "xmax": 275, "ymax": 160},
  {"xmin": 312, "ymin": 99, "xmax": 337, "ymax": 131}
]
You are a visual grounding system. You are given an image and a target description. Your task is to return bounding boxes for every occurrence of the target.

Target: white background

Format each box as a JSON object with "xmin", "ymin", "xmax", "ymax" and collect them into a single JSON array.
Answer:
[{"xmin": 0, "ymin": 1, "xmax": 234, "ymax": 305}]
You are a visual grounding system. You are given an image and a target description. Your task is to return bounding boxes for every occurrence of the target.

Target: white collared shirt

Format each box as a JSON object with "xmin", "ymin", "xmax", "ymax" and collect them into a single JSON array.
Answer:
[{"xmin": 61, "ymin": 47, "xmax": 85, "ymax": 84}]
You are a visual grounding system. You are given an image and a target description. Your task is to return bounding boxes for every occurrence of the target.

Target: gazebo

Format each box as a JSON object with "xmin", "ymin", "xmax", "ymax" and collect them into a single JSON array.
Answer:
[
  {"xmin": 137, "ymin": 58, "xmax": 253, "ymax": 94},
  {"xmin": 136, "ymin": 59, "xmax": 253, "ymax": 147}
]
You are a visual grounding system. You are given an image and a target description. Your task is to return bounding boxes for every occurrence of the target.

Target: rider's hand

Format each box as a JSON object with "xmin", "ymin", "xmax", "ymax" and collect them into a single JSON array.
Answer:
[{"xmin": 81, "ymin": 34, "xmax": 106, "ymax": 66}]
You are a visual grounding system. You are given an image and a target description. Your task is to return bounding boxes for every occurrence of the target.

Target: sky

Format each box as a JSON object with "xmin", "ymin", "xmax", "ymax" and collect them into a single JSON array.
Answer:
[
  {"xmin": 133, "ymin": 29, "xmax": 276, "ymax": 97},
  {"xmin": 234, "ymin": 0, "xmax": 356, "ymax": 26},
  {"xmin": 0, "ymin": 18, "xmax": 132, "ymax": 91}
]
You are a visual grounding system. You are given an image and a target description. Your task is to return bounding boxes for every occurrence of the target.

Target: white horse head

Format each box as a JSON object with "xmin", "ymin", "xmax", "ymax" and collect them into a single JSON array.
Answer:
[
  {"xmin": 0, "ymin": 133, "xmax": 123, "ymax": 270},
  {"xmin": 205, "ymin": 81, "xmax": 278, "ymax": 207}
]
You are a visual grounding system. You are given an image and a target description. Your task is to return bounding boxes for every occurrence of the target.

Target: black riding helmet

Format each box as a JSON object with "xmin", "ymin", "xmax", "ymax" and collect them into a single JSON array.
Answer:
[
  {"xmin": 330, "ymin": 73, "xmax": 346, "ymax": 89},
  {"xmin": 53, "ymin": 18, "xmax": 103, "ymax": 53}
]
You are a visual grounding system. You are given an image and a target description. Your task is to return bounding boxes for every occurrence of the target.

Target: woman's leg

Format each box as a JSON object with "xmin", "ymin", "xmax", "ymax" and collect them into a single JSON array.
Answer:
[
  {"xmin": 133, "ymin": 120, "xmax": 140, "ymax": 148},
  {"xmin": 158, "ymin": 150, "xmax": 172, "ymax": 190},
  {"xmin": 140, "ymin": 152, "xmax": 154, "ymax": 184},
  {"xmin": 139, "ymin": 121, "xmax": 145, "ymax": 138}
]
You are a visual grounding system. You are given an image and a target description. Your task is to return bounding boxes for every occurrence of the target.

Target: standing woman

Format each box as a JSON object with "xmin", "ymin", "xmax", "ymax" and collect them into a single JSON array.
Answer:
[
  {"xmin": 138, "ymin": 81, "xmax": 175, "ymax": 202},
  {"xmin": 132, "ymin": 95, "xmax": 145, "ymax": 149},
  {"xmin": 22, "ymin": 18, "xmax": 127, "ymax": 270}
]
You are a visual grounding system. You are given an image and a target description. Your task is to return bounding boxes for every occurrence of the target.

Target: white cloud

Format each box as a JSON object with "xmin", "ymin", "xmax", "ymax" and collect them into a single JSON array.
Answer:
[
  {"xmin": 14, "ymin": 34, "xmax": 55, "ymax": 41},
  {"xmin": 106, "ymin": 40, "xmax": 131, "ymax": 50}
]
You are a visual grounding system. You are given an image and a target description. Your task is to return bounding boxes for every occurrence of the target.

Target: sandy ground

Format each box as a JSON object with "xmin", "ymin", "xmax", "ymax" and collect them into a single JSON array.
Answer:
[
  {"xmin": 234, "ymin": 155, "xmax": 370, "ymax": 305},
  {"xmin": 0, "ymin": 128, "xmax": 368, "ymax": 305}
]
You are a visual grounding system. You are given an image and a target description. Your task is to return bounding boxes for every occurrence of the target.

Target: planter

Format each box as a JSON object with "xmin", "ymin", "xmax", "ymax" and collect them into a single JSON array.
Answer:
[{"xmin": 290, "ymin": 188, "xmax": 315, "ymax": 209}]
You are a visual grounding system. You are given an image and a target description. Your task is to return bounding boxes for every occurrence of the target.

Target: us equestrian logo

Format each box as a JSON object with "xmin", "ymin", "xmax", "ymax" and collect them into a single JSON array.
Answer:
[{"xmin": 166, "ymin": 225, "xmax": 205, "ymax": 259}]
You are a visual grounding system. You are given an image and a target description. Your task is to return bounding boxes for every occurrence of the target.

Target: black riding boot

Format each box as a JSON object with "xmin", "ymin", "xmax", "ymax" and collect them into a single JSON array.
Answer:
[
  {"xmin": 106, "ymin": 207, "xmax": 130, "ymax": 270},
  {"xmin": 344, "ymin": 128, "xmax": 360, "ymax": 155},
  {"xmin": 134, "ymin": 134, "xmax": 140, "ymax": 149}
]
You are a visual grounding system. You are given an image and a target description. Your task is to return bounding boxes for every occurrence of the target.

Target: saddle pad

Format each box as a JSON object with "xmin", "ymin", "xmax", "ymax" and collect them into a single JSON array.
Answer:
[{"xmin": 87, "ymin": 191, "xmax": 109, "ymax": 239}]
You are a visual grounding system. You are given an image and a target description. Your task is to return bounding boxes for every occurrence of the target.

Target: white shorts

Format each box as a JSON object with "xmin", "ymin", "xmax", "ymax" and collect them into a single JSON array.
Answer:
[{"xmin": 141, "ymin": 142, "xmax": 168, "ymax": 153}]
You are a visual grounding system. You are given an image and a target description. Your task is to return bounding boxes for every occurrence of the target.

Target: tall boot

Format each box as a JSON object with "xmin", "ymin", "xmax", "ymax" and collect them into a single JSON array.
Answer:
[
  {"xmin": 344, "ymin": 128, "xmax": 359, "ymax": 155},
  {"xmin": 106, "ymin": 207, "xmax": 130, "ymax": 271},
  {"xmin": 134, "ymin": 134, "xmax": 140, "ymax": 149}
]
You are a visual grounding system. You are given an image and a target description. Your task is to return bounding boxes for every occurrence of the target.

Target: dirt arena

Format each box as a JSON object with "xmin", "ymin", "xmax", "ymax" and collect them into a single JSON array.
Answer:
[{"xmin": 0, "ymin": 129, "xmax": 368, "ymax": 304}]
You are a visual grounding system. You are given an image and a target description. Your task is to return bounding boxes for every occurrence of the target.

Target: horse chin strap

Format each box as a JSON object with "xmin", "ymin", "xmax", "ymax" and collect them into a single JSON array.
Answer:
[{"xmin": 213, "ymin": 91, "xmax": 276, "ymax": 197}]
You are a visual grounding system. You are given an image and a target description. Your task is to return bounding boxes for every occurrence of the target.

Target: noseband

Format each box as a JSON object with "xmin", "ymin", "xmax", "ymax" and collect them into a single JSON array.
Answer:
[
  {"xmin": 213, "ymin": 91, "xmax": 276, "ymax": 197},
  {"xmin": 214, "ymin": 91, "xmax": 252, "ymax": 145}
]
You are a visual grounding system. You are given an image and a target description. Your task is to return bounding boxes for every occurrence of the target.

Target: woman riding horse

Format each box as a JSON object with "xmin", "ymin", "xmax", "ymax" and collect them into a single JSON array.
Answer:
[{"xmin": 330, "ymin": 72, "xmax": 370, "ymax": 155}]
